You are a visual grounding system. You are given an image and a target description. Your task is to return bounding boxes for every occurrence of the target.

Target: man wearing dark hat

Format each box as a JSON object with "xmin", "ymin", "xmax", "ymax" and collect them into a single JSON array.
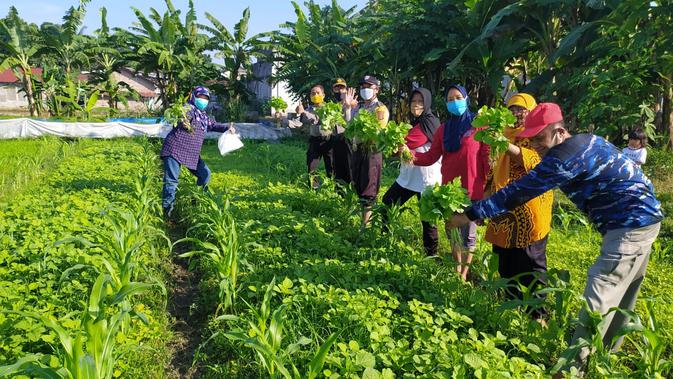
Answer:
[
  {"xmin": 450, "ymin": 102, "xmax": 663, "ymax": 374},
  {"xmin": 342, "ymin": 75, "xmax": 390, "ymax": 229}
]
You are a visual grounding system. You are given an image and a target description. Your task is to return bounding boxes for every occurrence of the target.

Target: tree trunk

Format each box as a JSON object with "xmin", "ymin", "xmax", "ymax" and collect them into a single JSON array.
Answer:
[
  {"xmin": 662, "ymin": 78, "xmax": 672, "ymax": 149},
  {"xmin": 21, "ymin": 70, "xmax": 36, "ymax": 117}
]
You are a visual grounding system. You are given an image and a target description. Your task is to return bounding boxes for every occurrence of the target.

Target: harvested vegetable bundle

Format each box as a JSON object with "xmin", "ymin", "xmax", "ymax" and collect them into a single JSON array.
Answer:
[
  {"xmin": 419, "ymin": 178, "xmax": 471, "ymax": 247},
  {"xmin": 164, "ymin": 95, "xmax": 193, "ymax": 132},
  {"xmin": 345, "ymin": 109, "xmax": 383, "ymax": 151},
  {"xmin": 377, "ymin": 120, "xmax": 413, "ymax": 160},
  {"xmin": 472, "ymin": 105, "xmax": 517, "ymax": 158},
  {"xmin": 315, "ymin": 101, "xmax": 346, "ymax": 132},
  {"xmin": 345, "ymin": 109, "xmax": 412, "ymax": 158}
]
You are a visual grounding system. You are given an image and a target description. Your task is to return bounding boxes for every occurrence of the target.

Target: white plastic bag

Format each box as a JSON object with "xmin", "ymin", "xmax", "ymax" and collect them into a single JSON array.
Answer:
[{"xmin": 217, "ymin": 132, "xmax": 244, "ymax": 156}]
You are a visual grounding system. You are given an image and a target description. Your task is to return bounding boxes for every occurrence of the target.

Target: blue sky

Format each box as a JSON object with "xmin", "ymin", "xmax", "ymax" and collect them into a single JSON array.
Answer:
[{"xmin": 8, "ymin": 0, "xmax": 367, "ymax": 36}]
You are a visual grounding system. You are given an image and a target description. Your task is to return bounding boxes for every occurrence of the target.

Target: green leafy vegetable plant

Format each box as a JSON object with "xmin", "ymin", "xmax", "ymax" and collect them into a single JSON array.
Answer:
[
  {"xmin": 315, "ymin": 102, "xmax": 346, "ymax": 132},
  {"xmin": 345, "ymin": 109, "xmax": 381, "ymax": 151},
  {"xmin": 345, "ymin": 110, "xmax": 411, "ymax": 157},
  {"xmin": 419, "ymin": 178, "xmax": 471, "ymax": 247},
  {"xmin": 378, "ymin": 121, "xmax": 413, "ymax": 160},
  {"xmin": 164, "ymin": 95, "xmax": 192, "ymax": 132},
  {"xmin": 472, "ymin": 105, "xmax": 517, "ymax": 158},
  {"xmin": 269, "ymin": 97, "xmax": 288, "ymax": 113}
]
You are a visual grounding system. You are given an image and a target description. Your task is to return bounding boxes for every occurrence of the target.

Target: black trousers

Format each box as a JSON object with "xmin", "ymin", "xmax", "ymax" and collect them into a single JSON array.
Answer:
[
  {"xmin": 307, "ymin": 136, "xmax": 333, "ymax": 179},
  {"xmin": 494, "ymin": 236, "xmax": 549, "ymax": 317},
  {"xmin": 382, "ymin": 181, "xmax": 439, "ymax": 256},
  {"xmin": 331, "ymin": 134, "xmax": 352, "ymax": 185}
]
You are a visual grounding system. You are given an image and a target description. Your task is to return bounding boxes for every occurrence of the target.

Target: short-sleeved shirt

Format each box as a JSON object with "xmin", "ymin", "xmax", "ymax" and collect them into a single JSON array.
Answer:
[{"xmin": 622, "ymin": 146, "xmax": 647, "ymax": 165}]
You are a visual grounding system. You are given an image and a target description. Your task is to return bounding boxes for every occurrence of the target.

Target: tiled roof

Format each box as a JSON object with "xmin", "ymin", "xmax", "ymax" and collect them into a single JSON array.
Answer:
[{"xmin": 0, "ymin": 68, "xmax": 43, "ymax": 83}]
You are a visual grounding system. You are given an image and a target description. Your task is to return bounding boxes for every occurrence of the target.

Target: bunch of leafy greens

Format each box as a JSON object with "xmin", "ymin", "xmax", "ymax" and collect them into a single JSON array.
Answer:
[
  {"xmin": 316, "ymin": 102, "xmax": 346, "ymax": 132},
  {"xmin": 378, "ymin": 121, "xmax": 413, "ymax": 159},
  {"xmin": 419, "ymin": 178, "xmax": 471, "ymax": 246},
  {"xmin": 164, "ymin": 95, "xmax": 193, "ymax": 132},
  {"xmin": 269, "ymin": 96, "xmax": 288, "ymax": 112},
  {"xmin": 472, "ymin": 105, "xmax": 517, "ymax": 158},
  {"xmin": 345, "ymin": 110, "xmax": 411, "ymax": 157},
  {"xmin": 345, "ymin": 109, "xmax": 383, "ymax": 151}
]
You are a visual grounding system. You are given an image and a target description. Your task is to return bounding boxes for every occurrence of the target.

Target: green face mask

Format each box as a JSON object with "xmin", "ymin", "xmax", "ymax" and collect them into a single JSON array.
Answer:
[{"xmin": 194, "ymin": 98, "xmax": 209, "ymax": 110}]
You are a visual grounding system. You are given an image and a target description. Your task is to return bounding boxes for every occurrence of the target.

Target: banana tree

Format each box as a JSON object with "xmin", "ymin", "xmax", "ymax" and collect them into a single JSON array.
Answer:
[
  {"xmin": 0, "ymin": 21, "xmax": 41, "ymax": 116},
  {"xmin": 39, "ymin": 0, "xmax": 92, "ymax": 76},
  {"xmin": 126, "ymin": 0, "xmax": 210, "ymax": 109},
  {"xmin": 201, "ymin": 7, "xmax": 265, "ymax": 101},
  {"xmin": 273, "ymin": 0, "xmax": 368, "ymax": 99},
  {"xmin": 89, "ymin": 8, "xmax": 139, "ymax": 115}
]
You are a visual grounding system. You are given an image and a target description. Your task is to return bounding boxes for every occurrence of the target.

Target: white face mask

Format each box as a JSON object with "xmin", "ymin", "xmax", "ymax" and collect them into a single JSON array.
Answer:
[{"xmin": 360, "ymin": 88, "xmax": 375, "ymax": 101}]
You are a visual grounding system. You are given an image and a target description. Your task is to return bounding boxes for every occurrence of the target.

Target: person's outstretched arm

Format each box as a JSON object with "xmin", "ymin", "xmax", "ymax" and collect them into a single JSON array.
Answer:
[
  {"xmin": 413, "ymin": 125, "xmax": 444, "ymax": 167},
  {"xmin": 466, "ymin": 154, "xmax": 578, "ymax": 221}
]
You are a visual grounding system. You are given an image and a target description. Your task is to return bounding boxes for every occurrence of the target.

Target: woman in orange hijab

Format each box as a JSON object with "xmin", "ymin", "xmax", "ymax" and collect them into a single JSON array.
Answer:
[{"xmin": 485, "ymin": 93, "xmax": 553, "ymax": 320}]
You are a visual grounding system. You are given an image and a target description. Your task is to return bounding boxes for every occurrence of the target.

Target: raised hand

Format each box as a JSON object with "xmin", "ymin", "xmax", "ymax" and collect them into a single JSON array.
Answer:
[
  {"xmin": 343, "ymin": 87, "xmax": 358, "ymax": 109},
  {"xmin": 295, "ymin": 103, "xmax": 305, "ymax": 115}
]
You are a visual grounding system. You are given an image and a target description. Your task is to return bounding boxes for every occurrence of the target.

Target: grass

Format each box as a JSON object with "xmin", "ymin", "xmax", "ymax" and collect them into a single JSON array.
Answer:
[{"xmin": 0, "ymin": 137, "xmax": 80, "ymax": 201}]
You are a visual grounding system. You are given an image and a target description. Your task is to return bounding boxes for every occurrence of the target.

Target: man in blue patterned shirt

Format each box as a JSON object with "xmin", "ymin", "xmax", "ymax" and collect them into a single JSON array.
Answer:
[{"xmin": 450, "ymin": 103, "xmax": 663, "ymax": 372}]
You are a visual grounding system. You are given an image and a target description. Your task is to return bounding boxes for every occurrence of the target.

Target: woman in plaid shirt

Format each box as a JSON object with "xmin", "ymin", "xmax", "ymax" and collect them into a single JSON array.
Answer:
[{"xmin": 160, "ymin": 86, "xmax": 235, "ymax": 220}]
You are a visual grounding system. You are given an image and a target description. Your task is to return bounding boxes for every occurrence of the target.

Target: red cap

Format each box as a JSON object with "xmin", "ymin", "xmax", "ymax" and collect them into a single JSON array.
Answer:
[{"xmin": 518, "ymin": 103, "xmax": 564, "ymax": 138}]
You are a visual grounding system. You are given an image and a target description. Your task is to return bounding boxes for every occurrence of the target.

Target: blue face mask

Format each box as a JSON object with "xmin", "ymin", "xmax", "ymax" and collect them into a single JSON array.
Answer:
[
  {"xmin": 194, "ymin": 98, "xmax": 209, "ymax": 110},
  {"xmin": 446, "ymin": 99, "xmax": 467, "ymax": 116}
]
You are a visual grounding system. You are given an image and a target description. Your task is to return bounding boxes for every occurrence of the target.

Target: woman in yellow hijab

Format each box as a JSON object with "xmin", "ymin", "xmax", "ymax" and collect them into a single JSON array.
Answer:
[{"xmin": 485, "ymin": 93, "xmax": 553, "ymax": 320}]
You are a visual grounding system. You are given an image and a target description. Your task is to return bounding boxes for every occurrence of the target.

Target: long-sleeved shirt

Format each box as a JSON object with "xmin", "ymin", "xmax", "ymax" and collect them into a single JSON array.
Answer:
[
  {"xmin": 160, "ymin": 106, "xmax": 230, "ymax": 170},
  {"xmin": 466, "ymin": 134, "xmax": 664, "ymax": 234},
  {"xmin": 414, "ymin": 124, "xmax": 490, "ymax": 200},
  {"xmin": 396, "ymin": 124, "xmax": 441, "ymax": 193},
  {"xmin": 300, "ymin": 106, "xmax": 331, "ymax": 138}
]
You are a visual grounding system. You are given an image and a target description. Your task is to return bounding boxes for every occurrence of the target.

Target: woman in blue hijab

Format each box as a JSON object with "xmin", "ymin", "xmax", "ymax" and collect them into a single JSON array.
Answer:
[{"xmin": 414, "ymin": 84, "xmax": 490, "ymax": 280}]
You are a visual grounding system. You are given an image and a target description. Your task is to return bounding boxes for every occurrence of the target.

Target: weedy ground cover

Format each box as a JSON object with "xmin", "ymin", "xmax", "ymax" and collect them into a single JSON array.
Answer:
[
  {"xmin": 172, "ymin": 138, "xmax": 673, "ymax": 378},
  {"xmin": 1, "ymin": 136, "xmax": 671, "ymax": 378},
  {"xmin": 0, "ymin": 138, "xmax": 172, "ymax": 378}
]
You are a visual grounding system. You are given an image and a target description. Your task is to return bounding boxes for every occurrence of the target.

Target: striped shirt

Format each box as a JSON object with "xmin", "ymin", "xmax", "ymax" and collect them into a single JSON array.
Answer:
[{"xmin": 466, "ymin": 134, "xmax": 663, "ymax": 234}]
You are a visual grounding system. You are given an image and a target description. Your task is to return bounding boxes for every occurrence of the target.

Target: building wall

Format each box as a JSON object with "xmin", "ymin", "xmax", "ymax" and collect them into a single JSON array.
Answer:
[
  {"xmin": 0, "ymin": 84, "xmax": 29, "ymax": 111},
  {"xmin": 248, "ymin": 61, "xmax": 294, "ymax": 114}
]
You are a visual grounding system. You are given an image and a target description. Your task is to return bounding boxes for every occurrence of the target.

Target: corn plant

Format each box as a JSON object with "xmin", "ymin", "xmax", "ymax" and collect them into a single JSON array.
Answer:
[
  {"xmin": 207, "ymin": 278, "xmax": 338, "ymax": 379},
  {"xmin": 129, "ymin": 172, "xmax": 164, "ymax": 232},
  {"xmin": 0, "ymin": 273, "xmax": 154, "ymax": 379},
  {"xmin": 551, "ymin": 301, "xmax": 630, "ymax": 377},
  {"xmin": 57, "ymin": 207, "xmax": 165, "ymax": 290},
  {"xmin": 177, "ymin": 193, "xmax": 240, "ymax": 314},
  {"xmin": 553, "ymin": 204, "xmax": 590, "ymax": 234},
  {"xmin": 614, "ymin": 299, "xmax": 672, "ymax": 378}
]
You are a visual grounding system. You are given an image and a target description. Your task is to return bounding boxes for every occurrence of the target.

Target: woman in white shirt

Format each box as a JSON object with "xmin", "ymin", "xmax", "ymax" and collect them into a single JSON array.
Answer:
[{"xmin": 382, "ymin": 88, "xmax": 442, "ymax": 256}]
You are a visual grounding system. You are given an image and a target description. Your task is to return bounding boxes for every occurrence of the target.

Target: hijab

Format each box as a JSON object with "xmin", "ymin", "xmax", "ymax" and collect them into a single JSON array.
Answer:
[
  {"xmin": 443, "ymin": 84, "xmax": 475, "ymax": 153},
  {"xmin": 187, "ymin": 86, "xmax": 211, "ymax": 130},
  {"xmin": 410, "ymin": 88, "xmax": 441, "ymax": 143}
]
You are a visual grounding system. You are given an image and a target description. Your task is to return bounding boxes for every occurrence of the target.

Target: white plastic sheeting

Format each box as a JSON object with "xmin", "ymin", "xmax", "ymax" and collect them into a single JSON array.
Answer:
[{"xmin": 0, "ymin": 118, "xmax": 291, "ymax": 140}]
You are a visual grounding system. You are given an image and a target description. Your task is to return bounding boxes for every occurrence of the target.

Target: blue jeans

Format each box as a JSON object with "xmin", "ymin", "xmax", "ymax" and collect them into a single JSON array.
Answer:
[{"xmin": 162, "ymin": 156, "xmax": 211, "ymax": 211}]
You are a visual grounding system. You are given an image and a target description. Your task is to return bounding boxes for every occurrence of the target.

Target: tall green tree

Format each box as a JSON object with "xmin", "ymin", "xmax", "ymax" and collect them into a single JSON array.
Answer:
[
  {"xmin": 125, "ymin": 0, "xmax": 211, "ymax": 109},
  {"xmin": 273, "ymin": 0, "xmax": 369, "ymax": 99},
  {"xmin": 39, "ymin": 0, "xmax": 92, "ymax": 75},
  {"xmin": 201, "ymin": 7, "xmax": 266, "ymax": 101},
  {"xmin": 88, "ymin": 7, "xmax": 139, "ymax": 114}
]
